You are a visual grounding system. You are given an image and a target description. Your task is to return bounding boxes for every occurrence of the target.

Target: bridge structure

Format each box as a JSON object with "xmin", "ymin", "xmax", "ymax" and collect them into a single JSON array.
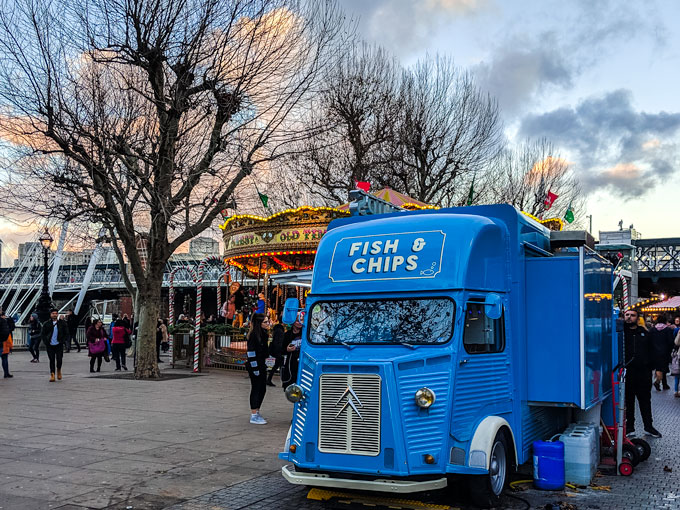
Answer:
[
  {"xmin": 0, "ymin": 257, "xmax": 245, "ymax": 323},
  {"xmin": 596, "ymin": 229, "xmax": 680, "ymax": 304}
]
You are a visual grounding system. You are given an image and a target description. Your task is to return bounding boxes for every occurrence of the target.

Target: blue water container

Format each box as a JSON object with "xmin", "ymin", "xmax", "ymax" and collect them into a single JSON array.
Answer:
[{"xmin": 533, "ymin": 440, "xmax": 565, "ymax": 490}]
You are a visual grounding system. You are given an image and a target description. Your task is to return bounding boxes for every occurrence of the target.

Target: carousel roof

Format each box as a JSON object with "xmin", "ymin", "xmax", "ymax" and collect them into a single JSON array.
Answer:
[
  {"xmin": 642, "ymin": 296, "xmax": 680, "ymax": 311},
  {"xmin": 338, "ymin": 187, "xmax": 434, "ymax": 211}
]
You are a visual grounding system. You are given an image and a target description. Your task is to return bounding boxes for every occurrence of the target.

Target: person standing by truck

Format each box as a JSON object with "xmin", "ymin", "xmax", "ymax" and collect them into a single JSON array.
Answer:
[
  {"xmin": 281, "ymin": 318, "xmax": 302, "ymax": 390},
  {"xmin": 246, "ymin": 313, "xmax": 268, "ymax": 425},
  {"xmin": 623, "ymin": 309, "xmax": 661, "ymax": 438}
]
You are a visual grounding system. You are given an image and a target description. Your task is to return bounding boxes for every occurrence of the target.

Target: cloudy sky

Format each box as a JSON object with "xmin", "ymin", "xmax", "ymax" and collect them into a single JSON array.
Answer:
[
  {"xmin": 343, "ymin": 0, "xmax": 680, "ymax": 237},
  {"xmin": 1, "ymin": 1, "xmax": 678, "ymax": 265}
]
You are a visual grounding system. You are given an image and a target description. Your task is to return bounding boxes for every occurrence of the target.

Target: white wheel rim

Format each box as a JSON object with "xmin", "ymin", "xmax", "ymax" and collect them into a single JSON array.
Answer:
[{"xmin": 489, "ymin": 440, "xmax": 506, "ymax": 496}]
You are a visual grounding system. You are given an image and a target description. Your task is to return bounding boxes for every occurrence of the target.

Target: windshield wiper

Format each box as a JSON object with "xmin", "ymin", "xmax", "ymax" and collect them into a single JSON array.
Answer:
[{"xmin": 399, "ymin": 341, "xmax": 417, "ymax": 350}]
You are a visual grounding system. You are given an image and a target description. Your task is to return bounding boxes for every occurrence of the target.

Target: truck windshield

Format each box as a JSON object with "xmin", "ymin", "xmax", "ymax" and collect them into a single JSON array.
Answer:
[{"xmin": 308, "ymin": 298, "xmax": 455, "ymax": 345}]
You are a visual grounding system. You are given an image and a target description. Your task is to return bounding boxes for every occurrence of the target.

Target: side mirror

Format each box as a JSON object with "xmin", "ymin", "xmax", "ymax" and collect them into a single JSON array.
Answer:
[
  {"xmin": 283, "ymin": 298, "xmax": 301, "ymax": 325},
  {"xmin": 485, "ymin": 293, "xmax": 503, "ymax": 320}
]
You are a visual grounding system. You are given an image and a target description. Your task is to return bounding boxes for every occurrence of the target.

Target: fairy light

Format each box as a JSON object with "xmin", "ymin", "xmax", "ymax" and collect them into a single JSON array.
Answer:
[
  {"xmin": 219, "ymin": 206, "xmax": 350, "ymax": 231},
  {"xmin": 520, "ymin": 211, "xmax": 564, "ymax": 231}
]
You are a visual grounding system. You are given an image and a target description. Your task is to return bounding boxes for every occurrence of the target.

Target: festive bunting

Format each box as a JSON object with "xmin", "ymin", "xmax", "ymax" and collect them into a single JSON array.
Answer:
[
  {"xmin": 466, "ymin": 180, "xmax": 475, "ymax": 206},
  {"xmin": 544, "ymin": 190, "xmax": 558, "ymax": 210},
  {"xmin": 258, "ymin": 192, "xmax": 269, "ymax": 209},
  {"xmin": 354, "ymin": 180, "xmax": 370, "ymax": 192}
]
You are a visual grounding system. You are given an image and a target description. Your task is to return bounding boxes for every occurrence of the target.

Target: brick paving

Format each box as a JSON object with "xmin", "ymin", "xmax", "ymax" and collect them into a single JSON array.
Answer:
[{"xmin": 1, "ymin": 350, "xmax": 678, "ymax": 509}]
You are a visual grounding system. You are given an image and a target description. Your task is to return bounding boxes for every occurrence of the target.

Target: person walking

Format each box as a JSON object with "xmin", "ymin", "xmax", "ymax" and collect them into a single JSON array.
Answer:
[
  {"xmin": 281, "ymin": 318, "xmax": 303, "ymax": 390},
  {"xmin": 86, "ymin": 319, "xmax": 108, "ymax": 373},
  {"xmin": 622, "ymin": 309, "xmax": 661, "ymax": 438},
  {"xmin": 156, "ymin": 318, "xmax": 168, "ymax": 363},
  {"xmin": 28, "ymin": 313, "xmax": 42, "ymax": 363},
  {"xmin": 246, "ymin": 313, "xmax": 268, "ymax": 425},
  {"xmin": 671, "ymin": 329, "xmax": 680, "ymax": 398},
  {"xmin": 42, "ymin": 308, "xmax": 69, "ymax": 382},
  {"xmin": 267, "ymin": 318, "xmax": 285, "ymax": 387},
  {"xmin": 110, "ymin": 318, "xmax": 130, "ymax": 371},
  {"xmin": 0, "ymin": 310, "xmax": 15, "ymax": 378},
  {"xmin": 64, "ymin": 309, "xmax": 81, "ymax": 353},
  {"xmin": 649, "ymin": 314, "xmax": 674, "ymax": 391}
]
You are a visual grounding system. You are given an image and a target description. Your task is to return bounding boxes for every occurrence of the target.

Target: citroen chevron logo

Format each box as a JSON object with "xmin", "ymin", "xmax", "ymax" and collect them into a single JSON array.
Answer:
[{"xmin": 335, "ymin": 386, "xmax": 364, "ymax": 420}]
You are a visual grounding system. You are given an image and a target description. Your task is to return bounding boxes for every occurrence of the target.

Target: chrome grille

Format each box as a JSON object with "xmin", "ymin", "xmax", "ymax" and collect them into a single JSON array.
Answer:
[{"xmin": 318, "ymin": 374, "xmax": 381, "ymax": 456}]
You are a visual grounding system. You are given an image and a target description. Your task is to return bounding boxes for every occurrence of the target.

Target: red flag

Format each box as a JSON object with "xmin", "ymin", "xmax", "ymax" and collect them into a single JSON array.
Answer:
[
  {"xmin": 354, "ymin": 180, "xmax": 370, "ymax": 192},
  {"xmin": 544, "ymin": 191, "xmax": 558, "ymax": 210}
]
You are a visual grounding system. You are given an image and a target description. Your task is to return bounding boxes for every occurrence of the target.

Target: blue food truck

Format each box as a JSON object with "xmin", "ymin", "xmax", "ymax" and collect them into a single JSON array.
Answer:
[{"xmin": 279, "ymin": 204, "xmax": 612, "ymax": 507}]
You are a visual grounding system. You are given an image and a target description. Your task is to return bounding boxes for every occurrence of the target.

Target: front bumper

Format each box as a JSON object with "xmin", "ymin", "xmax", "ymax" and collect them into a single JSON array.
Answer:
[{"xmin": 281, "ymin": 465, "xmax": 448, "ymax": 493}]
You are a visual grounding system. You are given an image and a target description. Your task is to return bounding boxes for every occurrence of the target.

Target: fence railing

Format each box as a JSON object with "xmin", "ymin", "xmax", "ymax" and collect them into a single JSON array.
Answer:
[
  {"xmin": 170, "ymin": 331, "xmax": 248, "ymax": 371},
  {"xmin": 11, "ymin": 325, "xmax": 87, "ymax": 349}
]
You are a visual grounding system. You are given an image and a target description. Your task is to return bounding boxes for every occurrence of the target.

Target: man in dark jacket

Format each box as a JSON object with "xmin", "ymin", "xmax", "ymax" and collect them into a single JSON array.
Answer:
[
  {"xmin": 42, "ymin": 308, "xmax": 69, "ymax": 382},
  {"xmin": 64, "ymin": 309, "xmax": 81, "ymax": 353},
  {"xmin": 267, "ymin": 319, "xmax": 285, "ymax": 387},
  {"xmin": 281, "ymin": 319, "xmax": 302, "ymax": 390},
  {"xmin": 622, "ymin": 309, "xmax": 661, "ymax": 438}
]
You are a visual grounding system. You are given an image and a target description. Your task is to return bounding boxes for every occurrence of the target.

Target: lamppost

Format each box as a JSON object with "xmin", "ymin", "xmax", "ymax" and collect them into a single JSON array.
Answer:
[{"xmin": 36, "ymin": 228, "xmax": 54, "ymax": 323}]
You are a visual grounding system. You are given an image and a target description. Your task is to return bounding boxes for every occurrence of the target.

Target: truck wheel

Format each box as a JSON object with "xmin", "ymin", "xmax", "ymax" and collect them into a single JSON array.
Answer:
[
  {"xmin": 468, "ymin": 433, "xmax": 509, "ymax": 508},
  {"xmin": 630, "ymin": 438, "xmax": 651, "ymax": 462}
]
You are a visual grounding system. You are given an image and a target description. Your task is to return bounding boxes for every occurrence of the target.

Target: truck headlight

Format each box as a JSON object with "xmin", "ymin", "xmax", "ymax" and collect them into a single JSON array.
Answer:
[
  {"xmin": 285, "ymin": 384, "xmax": 304, "ymax": 403},
  {"xmin": 415, "ymin": 387, "xmax": 436, "ymax": 408}
]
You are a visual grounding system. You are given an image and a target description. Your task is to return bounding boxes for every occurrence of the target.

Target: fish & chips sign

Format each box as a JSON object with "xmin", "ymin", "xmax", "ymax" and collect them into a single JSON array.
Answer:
[{"xmin": 328, "ymin": 231, "xmax": 446, "ymax": 282}]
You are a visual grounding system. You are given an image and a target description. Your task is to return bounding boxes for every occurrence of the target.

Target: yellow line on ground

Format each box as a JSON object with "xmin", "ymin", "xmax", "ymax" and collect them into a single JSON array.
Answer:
[{"xmin": 306, "ymin": 488, "xmax": 455, "ymax": 510}]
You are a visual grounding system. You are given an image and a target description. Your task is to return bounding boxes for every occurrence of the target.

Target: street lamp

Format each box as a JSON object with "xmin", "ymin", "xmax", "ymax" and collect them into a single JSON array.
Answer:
[{"xmin": 36, "ymin": 228, "xmax": 54, "ymax": 323}]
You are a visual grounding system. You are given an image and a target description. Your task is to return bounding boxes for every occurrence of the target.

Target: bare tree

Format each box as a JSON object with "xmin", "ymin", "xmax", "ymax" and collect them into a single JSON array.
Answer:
[
  {"xmin": 277, "ymin": 44, "xmax": 403, "ymax": 207},
  {"xmin": 479, "ymin": 138, "xmax": 584, "ymax": 223},
  {"xmin": 0, "ymin": 0, "xmax": 348, "ymax": 377},
  {"xmin": 394, "ymin": 56, "xmax": 503, "ymax": 206}
]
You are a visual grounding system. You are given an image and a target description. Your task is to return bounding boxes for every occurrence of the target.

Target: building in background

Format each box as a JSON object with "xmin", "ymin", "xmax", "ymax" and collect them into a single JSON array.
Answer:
[
  {"xmin": 14, "ymin": 243, "xmax": 117, "ymax": 267},
  {"xmin": 189, "ymin": 237, "xmax": 220, "ymax": 258},
  {"xmin": 170, "ymin": 236, "xmax": 221, "ymax": 263}
]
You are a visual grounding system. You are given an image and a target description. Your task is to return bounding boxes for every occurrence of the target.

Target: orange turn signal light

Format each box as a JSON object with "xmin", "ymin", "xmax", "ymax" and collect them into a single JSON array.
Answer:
[
  {"xmin": 289, "ymin": 444, "xmax": 297, "ymax": 453},
  {"xmin": 424, "ymin": 454, "xmax": 435, "ymax": 464}
]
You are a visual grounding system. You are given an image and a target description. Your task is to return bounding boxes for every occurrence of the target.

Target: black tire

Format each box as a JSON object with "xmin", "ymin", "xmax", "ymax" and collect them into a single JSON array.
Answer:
[
  {"xmin": 468, "ymin": 432, "xmax": 510, "ymax": 508},
  {"xmin": 630, "ymin": 438, "xmax": 651, "ymax": 462},
  {"xmin": 622, "ymin": 442, "xmax": 641, "ymax": 466}
]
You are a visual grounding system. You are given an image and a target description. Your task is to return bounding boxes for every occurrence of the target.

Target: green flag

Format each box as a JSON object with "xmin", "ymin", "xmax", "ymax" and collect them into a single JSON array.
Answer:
[
  {"xmin": 466, "ymin": 182, "xmax": 474, "ymax": 206},
  {"xmin": 258, "ymin": 192, "xmax": 269, "ymax": 209},
  {"xmin": 564, "ymin": 203, "xmax": 574, "ymax": 223}
]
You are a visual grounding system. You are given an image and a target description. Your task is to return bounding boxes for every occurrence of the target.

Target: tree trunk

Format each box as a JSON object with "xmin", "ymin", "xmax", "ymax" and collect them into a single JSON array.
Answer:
[{"xmin": 135, "ymin": 285, "xmax": 162, "ymax": 379}]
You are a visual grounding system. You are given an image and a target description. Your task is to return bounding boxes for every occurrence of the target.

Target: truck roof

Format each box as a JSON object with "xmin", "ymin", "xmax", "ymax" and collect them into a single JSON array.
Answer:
[{"xmin": 312, "ymin": 204, "xmax": 549, "ymax": 295}]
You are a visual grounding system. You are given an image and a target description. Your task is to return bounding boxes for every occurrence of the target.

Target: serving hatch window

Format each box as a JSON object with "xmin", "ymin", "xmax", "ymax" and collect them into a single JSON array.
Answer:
[{"xmin": 308, "ymin": 298, "xmax": 455, "ymax": 345}]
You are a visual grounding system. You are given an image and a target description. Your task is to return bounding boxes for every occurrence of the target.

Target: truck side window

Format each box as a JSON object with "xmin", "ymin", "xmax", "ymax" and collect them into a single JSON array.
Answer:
[{"xmin": 463, "ymin": 302, "xmax": 505, "ymax": 354}]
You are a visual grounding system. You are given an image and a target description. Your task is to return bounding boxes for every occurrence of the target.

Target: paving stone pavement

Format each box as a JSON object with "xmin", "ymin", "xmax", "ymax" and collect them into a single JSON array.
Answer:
[{"xmin": 1, "ymin": 350, "xmax": 679, "ymax": 510}]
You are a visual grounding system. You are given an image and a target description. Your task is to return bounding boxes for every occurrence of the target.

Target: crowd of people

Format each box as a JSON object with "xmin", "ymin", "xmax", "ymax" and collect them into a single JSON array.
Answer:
[{"xmin": 0, "ymin": 308, "xmax": 171, "ymax": 380}]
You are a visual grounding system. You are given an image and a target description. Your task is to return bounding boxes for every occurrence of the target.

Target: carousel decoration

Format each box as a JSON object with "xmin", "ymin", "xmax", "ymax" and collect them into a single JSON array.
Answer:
[
  {"xmin": 220, "ymin": 206, "xmax": 350, "ymax": 276},
  {"xmin": 521, "ymin": 211, "xmax": 564, "ymax": 231}
]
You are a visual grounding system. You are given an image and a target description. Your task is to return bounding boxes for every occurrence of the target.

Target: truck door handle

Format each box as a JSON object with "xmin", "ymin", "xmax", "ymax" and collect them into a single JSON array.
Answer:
[{"xmin": 459, "ymin": 359, "xmax": 469, "ymax": 365}]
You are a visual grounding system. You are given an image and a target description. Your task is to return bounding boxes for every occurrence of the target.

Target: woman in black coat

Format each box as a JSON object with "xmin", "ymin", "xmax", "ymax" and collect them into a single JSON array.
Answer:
[
  {"xmin": 246, "ymin": 313, "xmax": 269, "ymax": 425},
  {"xmin": 649, "ymin": 314, "xmax": 675, "ymax": 390}
]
